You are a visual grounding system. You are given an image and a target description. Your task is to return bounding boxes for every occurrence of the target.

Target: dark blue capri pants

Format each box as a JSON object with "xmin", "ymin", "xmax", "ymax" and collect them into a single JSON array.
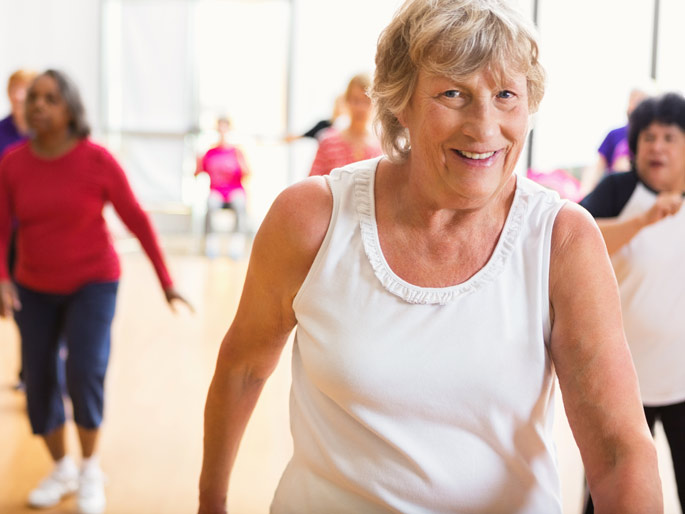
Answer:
[{"xmin": 14, "ymin": 281, "xmax": 118, "ymax": 435}]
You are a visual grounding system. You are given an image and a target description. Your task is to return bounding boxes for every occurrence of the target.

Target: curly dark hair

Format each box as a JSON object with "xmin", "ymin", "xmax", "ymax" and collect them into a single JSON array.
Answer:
[{"xmin": 628, "ymin": 92, "xmax": 685, "ymax": 156}]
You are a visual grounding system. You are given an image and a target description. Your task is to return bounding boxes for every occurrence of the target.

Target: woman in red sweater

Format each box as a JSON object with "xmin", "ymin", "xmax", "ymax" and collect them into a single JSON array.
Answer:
[{"xmin": 0, "ymin": 70, "xmax": 189, "ymax": 514}]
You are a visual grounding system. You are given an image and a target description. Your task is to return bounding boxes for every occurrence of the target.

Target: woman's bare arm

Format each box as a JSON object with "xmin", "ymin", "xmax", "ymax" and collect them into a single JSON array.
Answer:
[
  {"xmin": 549, "ymin": 203, "xmax": 662, "ymax": 513},
  {"xmin": 198, "ymin": 177, "xmax": 332, "ymax": 513},
  {"xmin": 596, "ymin": 191, "xmax": 682, "ymax": 255}
]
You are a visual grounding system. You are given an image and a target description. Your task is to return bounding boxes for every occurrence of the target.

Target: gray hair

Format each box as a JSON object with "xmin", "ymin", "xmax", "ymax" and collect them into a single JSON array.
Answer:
[
  {"xmin": 40, "ymin": 69, "xmax": 91, "ymax": 139},
  {"xmin": 370, "ymin": 0, "xmax": 545, "ymax": 162}
]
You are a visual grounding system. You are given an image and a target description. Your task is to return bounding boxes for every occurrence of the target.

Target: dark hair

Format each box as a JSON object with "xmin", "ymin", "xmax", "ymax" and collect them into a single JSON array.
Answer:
[
  {"xmin": 628, "ymin": 92, "xmax": 685, "ymax": 155},
  {"xmin": 39, "ymin": 69, "xmax": 91, "ymax": 138}
]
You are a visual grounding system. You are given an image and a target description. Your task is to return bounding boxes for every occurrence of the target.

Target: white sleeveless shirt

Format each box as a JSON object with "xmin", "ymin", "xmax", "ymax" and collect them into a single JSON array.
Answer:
[{"xmin": 271, "ymin": 158, "xmax": 566, "ymax": 513}]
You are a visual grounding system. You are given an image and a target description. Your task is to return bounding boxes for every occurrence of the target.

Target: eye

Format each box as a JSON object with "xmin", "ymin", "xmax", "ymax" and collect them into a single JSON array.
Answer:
[
  {"xmin": 496, "ymin": 90, "xmax": 516, "ymax": 99},
  {"xmin": 442, "ymin": 90, "xmax": 461, "ymax": 99}
]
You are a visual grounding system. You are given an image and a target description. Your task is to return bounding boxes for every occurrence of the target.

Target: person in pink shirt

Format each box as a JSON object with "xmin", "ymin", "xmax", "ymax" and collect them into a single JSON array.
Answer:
[
  {"xmin": 308, "ymin": 74, "xmax": 382, "ymax": 176},
  {"xmin": 0, "ymin": 69, "xmax": 191, "ymax": 514},
  {"xmin": 196, "ymin": 117, "xmax": 251, "ymax": 255}
]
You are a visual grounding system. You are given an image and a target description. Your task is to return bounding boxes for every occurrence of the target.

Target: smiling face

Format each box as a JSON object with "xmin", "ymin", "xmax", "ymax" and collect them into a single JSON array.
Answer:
[
  {"xmin": 635, "ymin": 122, "xmax": 685, "ymax": 192},
  {"xmin": 25, "ymin": 74, "xmax": 72, "ymax": 138},
  {"xmin": 398, "ymin": 67, "xmax": 529, "ymax": 208}
]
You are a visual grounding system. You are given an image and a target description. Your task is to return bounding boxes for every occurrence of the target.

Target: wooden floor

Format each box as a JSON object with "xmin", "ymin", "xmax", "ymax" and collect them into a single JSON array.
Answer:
[{"xmin": 0, "ymin": 251, "xmax": 681, "ymax": 514}]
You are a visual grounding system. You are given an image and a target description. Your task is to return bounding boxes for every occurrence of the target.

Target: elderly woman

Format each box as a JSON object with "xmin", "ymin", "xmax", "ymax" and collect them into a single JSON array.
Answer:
[
  {"xmin": 580, "ymin": 92, "xmax": 685, "ymax": 513},
  {"xmin": 0, "ymin": 70, "xmax": 190, "ymax": 514},
  {"xmin": 198, "ymin": 1, "xmax": 661, "ymax": 513}
]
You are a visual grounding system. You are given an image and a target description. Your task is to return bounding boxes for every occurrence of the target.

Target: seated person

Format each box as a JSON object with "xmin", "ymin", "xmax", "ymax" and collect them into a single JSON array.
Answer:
[{"xmin": 196, "ymin": 117, "xmax": 251, "ymax": 249}]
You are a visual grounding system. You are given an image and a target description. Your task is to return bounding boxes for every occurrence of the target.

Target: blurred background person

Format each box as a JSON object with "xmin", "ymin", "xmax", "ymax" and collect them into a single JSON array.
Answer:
[
  {"xmin": 308, "ymin": 73, "xmax": 382, "ymax": 176},
  {"xmin": 196, "ymin": 116, "xmax": 251, "ymax": 258},
  {"xmin": 0, "ymin": 69, "xmax": 191, "ymax": 514},
  {"xmin": 580, "ymin": 86, "xmax": 653, "ymax": 194},
  {"xmin": 1, "ymin": 69, "xmax": 37, "ymax": 392},
  {"xmin": 580, "ymin": 92, "xmax": 685, "ymax": 513},
  {"xmin": 0, "ymin": 69, "xmax": 36, "ymax": 156}
]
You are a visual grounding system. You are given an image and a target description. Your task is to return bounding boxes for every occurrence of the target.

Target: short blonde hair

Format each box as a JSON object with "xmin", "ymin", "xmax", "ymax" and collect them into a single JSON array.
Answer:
[
  {"xmin": 371, "ymin": 0, "xmax": 545, "ymax": 162},
  {"xmin": 7, "ymin": 69, "xmax": 37, "ymax": 94}
]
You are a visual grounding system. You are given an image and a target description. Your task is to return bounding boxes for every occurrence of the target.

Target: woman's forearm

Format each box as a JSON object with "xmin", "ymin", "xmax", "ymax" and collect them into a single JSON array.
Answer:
[
  {"xmin": 198, "ymin": 364, "xmax": 269, "ymax": 513},
  {"xmin": 596, "ymin": 215, "xmax": 646, "ymax": 255}
]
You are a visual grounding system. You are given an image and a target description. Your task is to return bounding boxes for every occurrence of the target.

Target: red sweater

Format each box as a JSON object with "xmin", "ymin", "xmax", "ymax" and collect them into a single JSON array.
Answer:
[{"xmin": 0, "ymin": 139, "xmax": 173, "ymax": 293}]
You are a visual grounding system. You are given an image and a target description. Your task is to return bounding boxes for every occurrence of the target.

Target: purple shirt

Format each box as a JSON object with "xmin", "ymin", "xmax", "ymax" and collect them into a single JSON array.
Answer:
[
  {"xmin": 0, "ymin": 115, "xmax": 25, "ymax": 158},
  {"xmin": 598, "ymin": 125, "xmax": 629, "ymax": 172}
]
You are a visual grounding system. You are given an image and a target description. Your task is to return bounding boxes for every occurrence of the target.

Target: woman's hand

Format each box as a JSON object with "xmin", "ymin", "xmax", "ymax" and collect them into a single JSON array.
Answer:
[
  {"xmin": 642, "ymin": 191, "xmax": 683, "ymax": 226},
  {"xmin": 0, "ymin": 280, "xmax": 21, "ymax": 318},
  {"xmin": 164, "ymin": 287, "xmax": 194, "ymax": 314}
]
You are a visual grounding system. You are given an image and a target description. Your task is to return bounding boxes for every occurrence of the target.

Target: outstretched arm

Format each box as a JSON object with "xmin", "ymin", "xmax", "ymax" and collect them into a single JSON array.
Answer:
[
  {"xmin": 549, "ymin": 203, "xmax": 662, "ymax": 514},
  {"xmin": 596, "ymin": 191, "xmax": 683, "ymax": 254},
  {"xmin": 198, "ymin": 177, "xmax": 332, "ymax": 514},
  {"xmin": 0, "ymin": 162, "xmax": 20, "ymax": 317}
]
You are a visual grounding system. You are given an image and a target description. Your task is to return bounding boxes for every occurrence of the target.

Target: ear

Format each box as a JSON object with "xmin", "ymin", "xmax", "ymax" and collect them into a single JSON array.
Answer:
[{"xmin": 396, "ymin": 108, "xmax": 408, "ymax": 129}]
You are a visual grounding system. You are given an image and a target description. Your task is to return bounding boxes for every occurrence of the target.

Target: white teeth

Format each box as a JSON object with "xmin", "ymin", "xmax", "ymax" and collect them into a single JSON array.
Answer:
[{"xmin": 457, "ymin": 150, "xmax": 495, "ymax": 160}]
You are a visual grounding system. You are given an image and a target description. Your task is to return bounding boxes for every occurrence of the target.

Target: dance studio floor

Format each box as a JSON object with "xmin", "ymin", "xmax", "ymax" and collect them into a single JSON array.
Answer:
[{"xmin": 0, "ymin": 250, "xmax": 681, "ymax": 513}]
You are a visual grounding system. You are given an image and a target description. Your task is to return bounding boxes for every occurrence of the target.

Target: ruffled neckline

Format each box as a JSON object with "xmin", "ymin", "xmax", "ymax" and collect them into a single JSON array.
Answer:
[{"xmin": 354, "ymin": 163, "xmax": 528, "ymax": 305}]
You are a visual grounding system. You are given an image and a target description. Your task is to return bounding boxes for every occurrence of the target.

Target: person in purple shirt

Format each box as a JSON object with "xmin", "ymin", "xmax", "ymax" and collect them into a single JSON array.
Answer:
[
  {"xmin": 580, "ymin": 87, "xmax": 651, "ymax": 194},
  {"xmin": 0, "ymin": 69, "xmax": 35, "ymax": 156},
  {"xmin": 1, "ymin": 69, "xmax": 37, "ymax": 392}
]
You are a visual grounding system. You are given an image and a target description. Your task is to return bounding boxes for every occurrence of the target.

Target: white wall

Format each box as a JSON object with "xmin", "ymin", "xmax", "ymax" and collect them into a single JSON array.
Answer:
[
  {"xmin": 289, "ymin": 0, "xmax": 402, "ymax": 133},
  {"xmin": 0, "ymin": 0, "xmax": 101, "ymax": 131},
  {"xmin": 657, "ymin": 0, "xmax": 685, "ymax": 95}
]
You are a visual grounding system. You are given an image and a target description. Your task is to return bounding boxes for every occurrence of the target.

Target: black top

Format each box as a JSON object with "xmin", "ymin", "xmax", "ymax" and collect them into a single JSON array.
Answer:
[
  {"xmin": 302, "ymin": 119, "xmax": 333, "ymax": 140},
  {"xmin": 579, "ymin": 171, "xmax": 640, "ymax": 218}
]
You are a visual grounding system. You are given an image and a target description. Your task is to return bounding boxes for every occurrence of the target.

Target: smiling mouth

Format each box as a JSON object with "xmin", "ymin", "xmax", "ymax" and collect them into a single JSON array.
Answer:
[{"xmin": 455, "ymin": 149, "xmax": 497, "ymax": 160}]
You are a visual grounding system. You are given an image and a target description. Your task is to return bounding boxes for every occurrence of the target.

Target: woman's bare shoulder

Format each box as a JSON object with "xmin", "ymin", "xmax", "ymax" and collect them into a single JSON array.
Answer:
[
  {"xmin": 266, "ymin": 176, "xmax": 332, "ymax": 251},
  {"xmin": 250, "ymin": 176, "xmax": 333, "ymax": 291},
  {"xmin": 551, "ymin": 202, "xmax": 602, "ymax": 252},
  {"xmin": 550, "ymin": 202, "xmax": 612, "ymax": 294}
]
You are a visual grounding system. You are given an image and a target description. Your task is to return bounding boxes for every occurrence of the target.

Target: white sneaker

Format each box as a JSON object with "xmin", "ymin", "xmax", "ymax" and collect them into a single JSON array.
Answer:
[
  {"xmin": 77, "ymin": 463, "xmax": 107, "ymax": 514},
  {"xmin": 28, "ymin": 456, "xmax": 78, "ymax": 508}
]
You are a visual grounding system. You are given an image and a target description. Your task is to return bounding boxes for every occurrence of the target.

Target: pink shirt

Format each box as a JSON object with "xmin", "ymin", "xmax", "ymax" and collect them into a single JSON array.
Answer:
[
  {"xmin": 197, "ymin": 145, "xmax": 246, "ymax": 202},
  {"xmin": 309, "ymin": 129, "xmax": 382, "ymax": 177}
]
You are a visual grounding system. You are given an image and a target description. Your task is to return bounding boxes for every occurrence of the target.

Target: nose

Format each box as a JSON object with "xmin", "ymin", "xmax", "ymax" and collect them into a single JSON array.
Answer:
[
  {"xmin": 461, "ymin": 97, "xmax": 498, "ymax": 141},
  {"xmin": 653, "ymin": 137, "xmax": 668, "ymax": 152},
  {"xmin": 29, "ymin": 97, "xmax": 48, "ymax": 113},
  {"xmin": 644, "ymin": 137, "xmax": 665, "ymax": 155}
]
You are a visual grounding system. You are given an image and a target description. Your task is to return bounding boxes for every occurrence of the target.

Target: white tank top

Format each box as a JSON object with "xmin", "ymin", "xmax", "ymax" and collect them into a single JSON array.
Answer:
[
  {"xmin": 272, "ymin": 157, "xmax": 565, "ymax": 513},
  {"xmin": 611, "ymin": 183, "xmax": 685, "ymax": 406}
]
